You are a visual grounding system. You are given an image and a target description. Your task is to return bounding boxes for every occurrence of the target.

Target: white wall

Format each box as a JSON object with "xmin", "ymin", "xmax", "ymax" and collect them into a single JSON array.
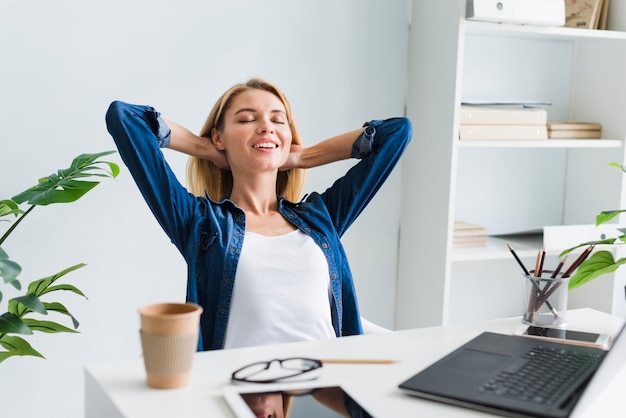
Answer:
[{"xmin": 0, "ymin": 1, "xmax": 409, "ymax": 416}]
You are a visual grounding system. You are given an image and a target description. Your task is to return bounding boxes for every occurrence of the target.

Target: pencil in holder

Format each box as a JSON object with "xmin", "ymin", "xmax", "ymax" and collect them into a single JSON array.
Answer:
[{"xmin": 522, "ymin": 270, "xmax": 569, "ymax": 328}]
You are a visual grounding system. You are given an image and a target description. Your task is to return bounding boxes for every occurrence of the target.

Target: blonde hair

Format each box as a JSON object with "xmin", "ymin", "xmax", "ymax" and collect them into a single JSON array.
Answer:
[{"xmin": 187, "ymin": 79, "xmax": 307, "ymax": 202}]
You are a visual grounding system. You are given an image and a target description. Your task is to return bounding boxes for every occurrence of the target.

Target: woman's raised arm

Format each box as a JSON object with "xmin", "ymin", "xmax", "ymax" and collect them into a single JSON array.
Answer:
[
  {"xmin": 164, "ymin": 118, "xmax": 229, "ymax": 169},
  {"xmin": 283, "ymin": 127, "xmax": 364, "ymax": 170}
]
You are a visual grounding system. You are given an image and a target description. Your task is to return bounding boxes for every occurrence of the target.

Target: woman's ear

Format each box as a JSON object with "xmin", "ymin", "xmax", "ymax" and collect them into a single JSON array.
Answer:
[{"xmin": 211, "ymin": 128, "xmax": 226, "ymax": 150}]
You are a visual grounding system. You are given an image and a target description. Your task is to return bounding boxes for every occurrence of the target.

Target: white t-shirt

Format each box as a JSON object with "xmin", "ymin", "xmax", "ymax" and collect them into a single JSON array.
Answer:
[{"xmin": 223, "ymin": 229, "xmax": 336, "ymax": 349}]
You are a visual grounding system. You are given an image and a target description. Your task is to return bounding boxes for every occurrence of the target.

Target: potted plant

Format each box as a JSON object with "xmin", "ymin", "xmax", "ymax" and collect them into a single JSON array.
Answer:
[
  {"xmin": 560, "ymin": 162, "xmax": 626, "ymax": 290},
  {"xmin": 0, "ymin": 151, "xmax": 119, "ymax": 362}
]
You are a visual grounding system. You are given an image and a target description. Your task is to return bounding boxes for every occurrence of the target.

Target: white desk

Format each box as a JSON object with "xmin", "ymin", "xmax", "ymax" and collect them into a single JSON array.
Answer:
[{"xmin": 85, "ymin": 309, "xmax": 625, "ymax": 417}]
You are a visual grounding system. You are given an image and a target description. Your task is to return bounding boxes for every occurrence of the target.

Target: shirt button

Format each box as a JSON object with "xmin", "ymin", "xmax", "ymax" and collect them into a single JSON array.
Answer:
[
  {"xmin": 225, "ymin": 278, "xmax": 232, "ymax": 285},
  {"xmin": 332, "ymin": 274, "xmax": 337, "ymax": 279},
  {"xmin": 219, "ymin": 308, "xmax": 226, "ymax": 314},
  {"xmin": 323, "ymin": 243, "xmax": 329, "ymax": 248}
]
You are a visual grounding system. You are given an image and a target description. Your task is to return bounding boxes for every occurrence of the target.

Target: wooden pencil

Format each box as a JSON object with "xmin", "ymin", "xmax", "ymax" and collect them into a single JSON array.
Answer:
[{"xmin": 320, "ymin": 359, "xmax": 397, "ymax": 364}]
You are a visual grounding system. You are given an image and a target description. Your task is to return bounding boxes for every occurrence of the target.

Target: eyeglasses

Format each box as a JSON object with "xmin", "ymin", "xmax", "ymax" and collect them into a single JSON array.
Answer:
[{"xmin": 231, "ymin": 357, "xmax": 323, "ymax": 384}]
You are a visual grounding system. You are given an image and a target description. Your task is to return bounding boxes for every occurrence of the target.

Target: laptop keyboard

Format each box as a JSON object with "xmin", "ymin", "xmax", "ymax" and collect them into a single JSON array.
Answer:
[{"xmin": 478, "ymin": 346, "xmax": 603, "ymax": 406}]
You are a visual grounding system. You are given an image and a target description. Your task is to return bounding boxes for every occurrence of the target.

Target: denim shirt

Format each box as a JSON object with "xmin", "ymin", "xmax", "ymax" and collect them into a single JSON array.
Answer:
[{"xmin": 105, "ymin": 101, "xmax": 412, "ymax": 351}]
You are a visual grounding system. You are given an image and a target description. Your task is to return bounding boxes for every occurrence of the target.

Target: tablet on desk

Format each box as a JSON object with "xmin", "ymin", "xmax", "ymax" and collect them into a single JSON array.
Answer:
[{"xmin": 223, "ymin": 382, "xmax": 373, "ymax": 418}]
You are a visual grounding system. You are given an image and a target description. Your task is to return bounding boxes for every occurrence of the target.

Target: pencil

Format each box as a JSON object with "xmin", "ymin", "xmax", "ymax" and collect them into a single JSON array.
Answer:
[
  {"xmin": 536, "ymin": 246, "xmax": 546, "ymax": 277},
  {"xmin": 507, "ymin": 244, "xmax": 530, "ymax": 275},
  {"xmin": 562, "ymin": 245, "xmax": 595, "ymax": 278},
  {"xmin": 535, "ymin": 256, "xmax": 568, "ymax": 315},
  {"xmin": 550, "ymin": 256, "xmax": 567, "ymax": 279},
  {"xmin": 320, "ymin": 359, "xmax": 397, "ymax": 364},
  {"xmin": 537, "ymin": 256, "xmax": 568, "ymax": 304}
]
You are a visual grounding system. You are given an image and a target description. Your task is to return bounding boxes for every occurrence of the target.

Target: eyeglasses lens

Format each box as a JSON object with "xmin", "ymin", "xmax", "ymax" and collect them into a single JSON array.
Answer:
[
  {"xmin": 280, "ymin": 358, "xmax": 317, "ymax": 371},
  {"xmin": 233, "ymin": 358, "xmax": 322, "ymax": 383}
]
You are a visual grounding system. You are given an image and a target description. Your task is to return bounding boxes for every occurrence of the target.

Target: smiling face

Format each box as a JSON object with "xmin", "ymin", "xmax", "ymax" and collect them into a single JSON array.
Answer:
[{"xmin": 211, "ymin": 89, "xmax": 292, "ymax": 175}]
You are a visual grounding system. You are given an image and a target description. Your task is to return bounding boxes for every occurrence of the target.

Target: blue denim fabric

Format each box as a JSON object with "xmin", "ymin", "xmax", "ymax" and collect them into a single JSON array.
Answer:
[{"xmin": 105, "ymin": 101, "xmax": 412, "ymax": 351}]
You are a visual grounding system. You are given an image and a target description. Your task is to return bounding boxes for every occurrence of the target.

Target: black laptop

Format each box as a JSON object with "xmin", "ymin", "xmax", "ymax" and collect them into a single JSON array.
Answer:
[{"xmin": 399, "ymin": 317, "xmax": 626, "ymax": 418}]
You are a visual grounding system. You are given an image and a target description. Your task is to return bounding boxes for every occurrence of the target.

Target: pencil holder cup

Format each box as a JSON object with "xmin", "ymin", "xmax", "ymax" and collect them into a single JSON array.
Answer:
[
  {"xmin": 138, "ymin": 302, "xmax": 203, "ymax": 389},
  {"xmin": 522, "ymin": 271, "xmax": 569, "ymax": 328}
]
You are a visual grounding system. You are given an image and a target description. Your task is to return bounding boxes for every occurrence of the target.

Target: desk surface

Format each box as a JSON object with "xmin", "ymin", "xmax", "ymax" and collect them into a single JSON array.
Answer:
[{"xmin": 85, "ymin": 309, "xmax": 625, "ymax": 418}]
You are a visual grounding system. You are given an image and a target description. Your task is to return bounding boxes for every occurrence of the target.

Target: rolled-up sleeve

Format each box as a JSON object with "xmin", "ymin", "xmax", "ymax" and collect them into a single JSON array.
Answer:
[{"xmin": 350, "ymin": 119, "xmax": 383, "ymax": 159}]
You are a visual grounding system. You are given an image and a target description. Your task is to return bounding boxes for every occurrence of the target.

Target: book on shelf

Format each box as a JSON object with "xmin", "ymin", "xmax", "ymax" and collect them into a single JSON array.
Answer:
[
  {"xmin": 453, "ymin": 236, "xmax": 488, "ymax": 247},
  {"xmin": 547, "ymin": 122, "xmax": 601, "ymax": 139},
  {"xmin": 564, "ymin": 0, "xmax": 603, "ymax": 29},
  {"xmin": 454, "ymin": 222, "xmax": 488, "ymax": 248},
  {"xmin": 460, "ymin": 106, "xmax": 548, "ymax": 125},
  {"xmin": 548, "ymin": 122, "xmax": 602, "ymax": 131},
  {"xmin": 598, "ymin": 0, "xmax": 610, "ymax": 30},
  {"xmin": 459, "ymin": 124, "xmax": 548, "ymax": 141},
  {"xmin": 548, "ymin": 130, "xmax": 601, "ymax": 139}
]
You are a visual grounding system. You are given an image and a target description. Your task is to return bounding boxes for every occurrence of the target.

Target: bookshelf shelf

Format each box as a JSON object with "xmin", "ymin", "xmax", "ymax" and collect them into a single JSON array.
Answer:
[
  {"xmin": 397, "ymin": 1, "xmax": 626, "ymax": 329},
  {"xmin": 457, "ymin": 139, "xmax": 623, "ymax": 148},
  {"xmin": 463, "ymin": 20, "xmax": 626, "ymax": 41}
]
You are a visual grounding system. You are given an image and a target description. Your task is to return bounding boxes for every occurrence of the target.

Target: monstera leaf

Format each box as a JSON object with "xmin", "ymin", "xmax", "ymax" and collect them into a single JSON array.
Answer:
[{"xmin": 0, "ymin": 151, "xmax": 119, "ymax": 362}]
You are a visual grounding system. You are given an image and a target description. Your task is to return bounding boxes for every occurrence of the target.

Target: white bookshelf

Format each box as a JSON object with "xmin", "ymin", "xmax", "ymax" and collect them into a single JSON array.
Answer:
[{"xmin": 397, "ymin": 1, "xmax": 626, "ymax": 329}]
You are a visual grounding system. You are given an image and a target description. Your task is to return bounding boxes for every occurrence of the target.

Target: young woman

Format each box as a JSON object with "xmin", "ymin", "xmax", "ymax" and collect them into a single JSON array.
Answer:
[{"xmin": 105, "ymin": 79, "xmax": 411, "ymax": 352}]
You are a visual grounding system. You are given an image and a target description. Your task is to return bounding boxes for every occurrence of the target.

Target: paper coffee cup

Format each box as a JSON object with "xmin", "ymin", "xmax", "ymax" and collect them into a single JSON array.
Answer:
[{"xmin": 138, "ymin": 302, "xmax": 203, "ymax": 389}]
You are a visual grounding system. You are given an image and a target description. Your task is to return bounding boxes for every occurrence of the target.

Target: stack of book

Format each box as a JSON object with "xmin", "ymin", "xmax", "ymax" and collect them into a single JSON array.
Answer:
[
  {"xmin": 459, "ymin": 104, "xmax": 548, "ymax": 141},
  {"xmin": 453, "ymin": 222, "xmax": 488, "ymax": 248},
  {"xmin": 547, "ymin": 122, "xmax": 602, "ymax": 139}
]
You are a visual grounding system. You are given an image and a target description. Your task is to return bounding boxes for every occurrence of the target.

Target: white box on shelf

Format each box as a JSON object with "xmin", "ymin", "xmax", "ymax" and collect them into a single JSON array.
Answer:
[
  {"xmin": 466, "ymin": 0, "xmax": 565, "ymax": 26},
  {"xmin": 543, "ymin": 224, "xmax": 623, "ymax": 250}
]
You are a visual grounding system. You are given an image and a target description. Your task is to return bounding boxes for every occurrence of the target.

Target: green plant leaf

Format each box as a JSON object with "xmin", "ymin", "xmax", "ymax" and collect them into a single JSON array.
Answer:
[
  {"xmin": 64, "ymin": 151, "xmax": 121, "ymax": 178},
  {"xmin": 0, "ymin": 248, "xmax": 22, "ymax": 287},
  {"xmin": 609, "ymin": 161, "xmax": 626, "ymax": 172},
  {"xmin": 0, "ymin": 312, "xmax": 32, "ymax": 335},
  {"xmin": 13, "ymin": 179, "xmax": 100, "ymax": 206},
  {"xmin": 43, "ymin": 302, "xmax": 80, "ymax": 329},
  {"xmin": 0, "ymin": 258, "xmax": 22, "ymax": 285},
  {"xmin": 12, "ymin": 151, "xmax": 119, "ymax": 206},
  {"xmin": 558, "ymin": 239, "xmax": 616, "ymax": 258},
  {"xmin": 22, "ymin": 318, "xmax": 79, "ymax": 334},
  {"xmin": 27, "ymin": 263, "xmax": 86, "ymax": 296},
  {"xmin": 41, "ymin": 283, "xmax": 87, "ymax": 298},
  {"xmin": 0, "ymin": 200, "xmax": 23, "ymax": 218},
  {"xmin": 596, "ymin": 210, "xmax": 626, "ymax": 226},
  {"xmin": 0, "ymin": 335, "xmax": 45, "ymax": 363},
  {"xmin": 568, "ymin": 251, "xmax": 626, "ymax": 290},
  {"xmin": 11, "ymin": 294, "xmax": 47, "ymax": 315}
]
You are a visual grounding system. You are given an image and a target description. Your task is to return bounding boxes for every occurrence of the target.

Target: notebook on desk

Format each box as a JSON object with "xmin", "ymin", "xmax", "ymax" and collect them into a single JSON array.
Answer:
[{"xmin": 399, "ymin": 316, "xmax": 626, "ymax": 418}]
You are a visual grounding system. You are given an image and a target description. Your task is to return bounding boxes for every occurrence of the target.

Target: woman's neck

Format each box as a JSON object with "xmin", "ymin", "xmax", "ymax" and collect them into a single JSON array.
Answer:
[
  {"xmin": 230, "ymin": 173, "xmax": 296, "ymax": 236},
  {"xmin": 230, "ymin": 172, "xmax": 279, "ymax": 216}
]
